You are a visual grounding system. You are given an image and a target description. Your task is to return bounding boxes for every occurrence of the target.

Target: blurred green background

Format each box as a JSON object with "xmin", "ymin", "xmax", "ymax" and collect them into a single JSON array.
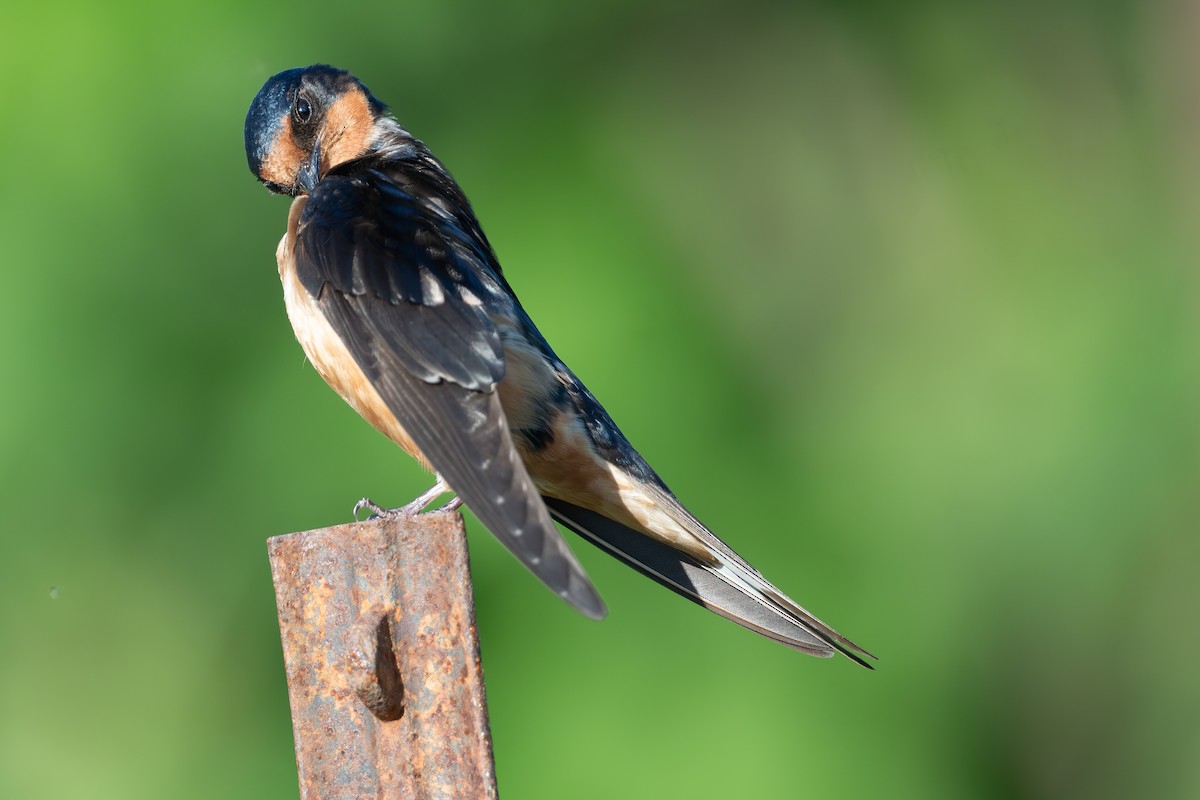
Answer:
[{"xmin": 2, "ymin": 0, "xmax": 1197, "ymax": 797}]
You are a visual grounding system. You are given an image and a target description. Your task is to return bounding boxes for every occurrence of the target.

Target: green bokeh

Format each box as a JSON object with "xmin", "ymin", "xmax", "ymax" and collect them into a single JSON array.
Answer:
[{"xmin": 2, "ymin": 1, "xmax": 1196, "ymax": 798}]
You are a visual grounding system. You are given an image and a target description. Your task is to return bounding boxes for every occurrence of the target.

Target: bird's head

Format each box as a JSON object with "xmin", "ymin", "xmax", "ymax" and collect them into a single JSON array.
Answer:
[{"xmin": 244, "ymin": 65, "xmax": 387, "ymax": 196}]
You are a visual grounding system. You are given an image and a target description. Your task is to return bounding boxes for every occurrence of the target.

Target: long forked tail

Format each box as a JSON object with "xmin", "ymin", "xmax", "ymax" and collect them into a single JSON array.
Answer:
[{"xmin": 543, "ymin": 497, "xmax": 876, "ymax": 668}]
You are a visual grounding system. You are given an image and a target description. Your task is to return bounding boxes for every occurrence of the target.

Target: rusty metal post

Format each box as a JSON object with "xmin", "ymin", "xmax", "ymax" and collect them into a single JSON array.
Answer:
[{"xmin": 268, "ymin": 512, "xmax": 498, "ymax": 799}]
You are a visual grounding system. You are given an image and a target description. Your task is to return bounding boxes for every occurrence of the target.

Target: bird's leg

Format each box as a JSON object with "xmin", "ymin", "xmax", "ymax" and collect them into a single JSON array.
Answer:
[
  {"xmin": 402, "ymin": 475, "xmax": 453, "ymax": 512},
  {"xmin": 353, "ymin": 475, "xmax": 457, "ymax": 521}
]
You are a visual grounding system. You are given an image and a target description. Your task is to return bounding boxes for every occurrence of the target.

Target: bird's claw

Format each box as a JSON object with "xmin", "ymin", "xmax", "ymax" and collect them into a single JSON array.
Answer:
[
  {"xmin": 351, "ymin": 496, "xmax": 426, "ymax": 522},
  {"xmin": 353, "ymin": 497, "xmax": 385, "ymax": 522}
]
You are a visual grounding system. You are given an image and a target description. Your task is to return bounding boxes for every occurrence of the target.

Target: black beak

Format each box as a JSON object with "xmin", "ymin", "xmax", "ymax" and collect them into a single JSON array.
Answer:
[{"xmin": 297, "ymin": 138, "xmax": 322, "ymax": 195}]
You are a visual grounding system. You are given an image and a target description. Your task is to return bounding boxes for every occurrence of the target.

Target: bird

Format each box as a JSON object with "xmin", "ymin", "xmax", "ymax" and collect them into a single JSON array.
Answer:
[{"xmin": 244, "ymin": 64, "xmax": 874, "ymax": 667}]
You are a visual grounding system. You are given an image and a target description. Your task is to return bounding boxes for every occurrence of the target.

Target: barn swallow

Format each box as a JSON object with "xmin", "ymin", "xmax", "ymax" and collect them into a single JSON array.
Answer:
[{"xmin": 245, "ymin": 65, "xmax": 874, "ymax": 666}]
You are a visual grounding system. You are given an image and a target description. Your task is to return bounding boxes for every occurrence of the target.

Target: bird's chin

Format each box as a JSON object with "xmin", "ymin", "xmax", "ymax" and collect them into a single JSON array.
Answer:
[{"xmin": 260, "ymin": 179, "xmax": 298, "ymax": 196}]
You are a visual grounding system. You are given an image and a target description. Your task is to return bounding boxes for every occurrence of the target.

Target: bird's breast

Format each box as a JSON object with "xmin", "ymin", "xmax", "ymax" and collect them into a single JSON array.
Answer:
[{"xmin": 277, "ymin": 198, "xmax": 431, "ymax": 470}]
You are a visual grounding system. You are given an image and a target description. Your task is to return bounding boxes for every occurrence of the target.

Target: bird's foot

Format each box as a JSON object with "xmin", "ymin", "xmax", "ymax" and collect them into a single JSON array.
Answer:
[{"xmin": 352, "ymin": 475, "xmax": 460, "ymax": 521}]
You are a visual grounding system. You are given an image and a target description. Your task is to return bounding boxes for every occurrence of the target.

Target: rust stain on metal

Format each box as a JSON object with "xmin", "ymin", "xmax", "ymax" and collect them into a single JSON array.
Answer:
[{"xmin": 268, "ymin": 512, "xmax": 498, "ymax": 798}]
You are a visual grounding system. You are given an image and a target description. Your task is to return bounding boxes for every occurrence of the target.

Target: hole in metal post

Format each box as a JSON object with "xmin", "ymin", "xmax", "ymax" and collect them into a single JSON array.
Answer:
[{"xmin": 350, "ymin": 606, "xmax": 405, "ymax": 721}]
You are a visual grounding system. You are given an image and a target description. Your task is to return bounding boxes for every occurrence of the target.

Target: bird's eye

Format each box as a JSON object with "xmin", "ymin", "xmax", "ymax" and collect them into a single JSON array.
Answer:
[{"xmin": 295, "ymin": 96, "xmax": 313, "ymax": 124}]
